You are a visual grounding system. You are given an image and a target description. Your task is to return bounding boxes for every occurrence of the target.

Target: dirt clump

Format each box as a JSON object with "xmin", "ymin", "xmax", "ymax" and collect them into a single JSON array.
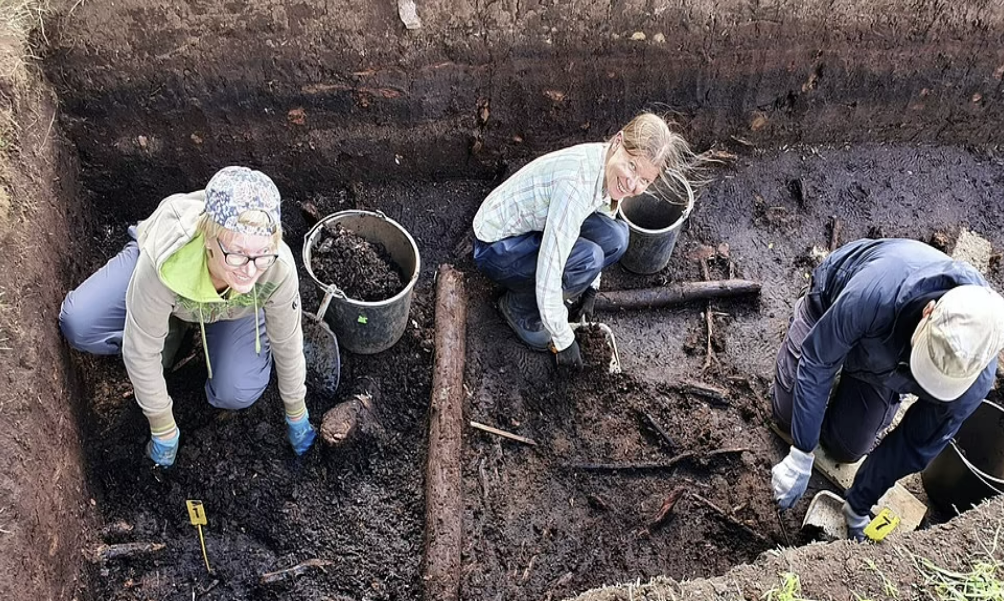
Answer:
[
  {"xmin": 574, "ymin": 324, "xmax": 614, "ymax": 371},
  {"xmin": 310, "ymin": 223, "xmax": 404, "ymax": 301}
]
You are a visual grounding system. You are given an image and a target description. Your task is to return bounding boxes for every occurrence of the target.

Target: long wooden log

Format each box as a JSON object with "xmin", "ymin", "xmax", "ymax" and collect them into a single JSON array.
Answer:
[
  {"xmin": 423, "ymin": 265, "xmax": 468, "ymax": 601},
  {"xmin": 594, "ymin": 280, "xmax": 760, "ymax": 311}
]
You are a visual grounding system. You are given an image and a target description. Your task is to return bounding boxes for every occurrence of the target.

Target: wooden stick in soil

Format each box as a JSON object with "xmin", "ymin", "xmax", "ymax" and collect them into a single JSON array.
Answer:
[
  {"xmin": 90, "ymin": 542, "xmax": 165, "ymax": 563},
  {"xmin": 470, "ymin": 421, "xmax": 537, "ymax": 446},
  {"xmin": 689, "ymin": 493, "xmax": 771, "ymax": 545},
  {"xmin": 829, "ymin": 216, "xmax": 843, "ymax": 252},
  {"xmin": 565, "ymin": 447, "xmax": 750, "ymax": 472},
  {"xmin": 592, "ymin": 280, "xmax": 761, "ymax": 312},
  {"xmin": 259, "ymin": 559, "xmax": 334, "ymax": 585},
  {"xmin": 700, "ymin": 258, "xmax": 716, "ymax": 370},
  {"xmin": 422, "ymin": 265, "xmax": 468, "ymax": 601},
  {"xmin": 665, "ymin": 380, "xmax": 729, "ymax": 406},
  {"xmin": 639, "ymin": 486, "xmax": 687, "ymax": 536},
  {"xmin": 636, "ymin": 410, "xmax": 675, "ymax": 451}
]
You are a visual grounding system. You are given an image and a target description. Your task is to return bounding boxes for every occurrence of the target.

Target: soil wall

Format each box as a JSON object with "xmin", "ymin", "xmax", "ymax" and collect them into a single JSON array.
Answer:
[
  {"xmin": 0, "ymin": 37, "xmax": 92, "ymax": 601},
  {"xmin": 48, "ymin": 0, "xmax": 1004, "ymax": 220}
]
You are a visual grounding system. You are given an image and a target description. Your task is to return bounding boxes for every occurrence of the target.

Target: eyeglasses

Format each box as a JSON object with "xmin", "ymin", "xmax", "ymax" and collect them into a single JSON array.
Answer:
[{"xmin": 216, "ymin": 238, "xmax": 278, "ymax": 269}]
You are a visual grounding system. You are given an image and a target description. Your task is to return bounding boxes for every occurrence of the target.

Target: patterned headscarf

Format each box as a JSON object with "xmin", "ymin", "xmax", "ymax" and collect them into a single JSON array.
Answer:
[{"xmin": 204, "ymin": 166, "xmax": 281, "ymax": 237}]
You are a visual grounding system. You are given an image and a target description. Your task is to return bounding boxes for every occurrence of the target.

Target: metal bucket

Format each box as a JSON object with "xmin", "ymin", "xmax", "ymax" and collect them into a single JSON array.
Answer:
[
  {"xmin": 617, "ymin": 173, "xmax": 694, "ymax": 274},
  {"xmin": 921, "ymin": 399, "xmax": 1004, "ymax": 512},
  {"xmin": 303, "ymin": 210, "xmax": 421, "ymax": 355}
]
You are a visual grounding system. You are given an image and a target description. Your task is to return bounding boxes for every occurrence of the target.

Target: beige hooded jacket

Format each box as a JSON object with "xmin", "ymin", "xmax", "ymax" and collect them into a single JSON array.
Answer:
[{"xmin": 122, "ymin": 191, "xmax": 306, "ymax": 435}]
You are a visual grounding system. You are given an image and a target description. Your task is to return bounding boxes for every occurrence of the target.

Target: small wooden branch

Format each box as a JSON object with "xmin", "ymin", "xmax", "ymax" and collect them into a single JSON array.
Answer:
[
  {"xmin": 636, "ymin": 410, "xmax": 675, "ymax": 451},
  {"xmin": 639, "ymin": 486, "xmax": 687, "ymax": 536},
  {"xmin": 593, "ymin": 280, "xmax": 761, "ymax": 312},
  {"xmin": 90, "ymin": 542, "xmax": 165, "ymax": 563},
  {"xmin": 829, "ymin": 216, "xmax": 843, "ymax": 252},
  {"xmin": 260, "ymin": 559, "xmax": 333, "ymax": 585},
  {"xmin": 689, "ymin": 493, "xmax": 771, "ymax": 545},
  {"xmin": 565, "ymin": 447, "xmax": 750, "ymax": 472},
  {"xmin": 665, "ymin": 380, "xmax": 729, "ymax": 406},
  {"xmin": 470, "ymin": 421, "xmax": 537, "ymax": 446},
  {"xmin": 423, "ymin": 265, "xmax": 468, "ymax": 601},
  {"xmin": 700, "ymin": 258, "xmax": 716, "ymax": 370}
]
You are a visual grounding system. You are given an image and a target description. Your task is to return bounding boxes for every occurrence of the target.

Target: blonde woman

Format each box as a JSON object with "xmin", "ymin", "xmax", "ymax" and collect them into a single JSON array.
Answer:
[
  {"xmin": 60, "ymin": 167, "xmax": 323, "ymax": 466},
  {"xmin": 472, "ymin": 112, "xmax": 697, "ymax": 368}
]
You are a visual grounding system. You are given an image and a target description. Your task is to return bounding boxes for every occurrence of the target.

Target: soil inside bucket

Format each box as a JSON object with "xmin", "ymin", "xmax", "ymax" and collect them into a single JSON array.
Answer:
[{"xmin": 310, "ymin": 223, "xmax": 405, "ymax": 301}]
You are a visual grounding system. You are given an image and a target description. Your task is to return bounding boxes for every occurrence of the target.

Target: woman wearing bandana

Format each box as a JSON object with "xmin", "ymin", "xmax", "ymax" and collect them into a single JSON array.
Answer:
[{"xmin": 59, "ymin": 166, "xmax": 319, "ymax": 467}]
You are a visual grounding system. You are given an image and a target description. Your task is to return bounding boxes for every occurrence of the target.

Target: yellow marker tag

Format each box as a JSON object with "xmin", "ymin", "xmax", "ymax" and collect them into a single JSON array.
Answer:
[
  {"xmin": 186, "ymin": 500, "xmax": 207, "ymax": 526},
  {"xmin": 863, "ymin": 507, "xmax": 900, "ymax": 542}
]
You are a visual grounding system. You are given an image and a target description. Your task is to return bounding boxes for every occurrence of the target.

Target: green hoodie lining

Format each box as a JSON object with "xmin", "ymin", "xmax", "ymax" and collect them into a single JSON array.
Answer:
[
  {"xmin": 158, "ymin": 233, "xmax": 266, "ymax": 379},
  {"xmin": 160, "ymin": 233, "xmax": 224, "ymax": 304}
]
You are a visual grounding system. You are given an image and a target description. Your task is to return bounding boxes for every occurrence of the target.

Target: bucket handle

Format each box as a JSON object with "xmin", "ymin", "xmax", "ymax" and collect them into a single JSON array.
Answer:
[
  {"xmin": 315, "ymin": 283, "xmax": 347, "ymax": 322},
  {"xmin": 945, "ymin": 439, "xmax": 1004, "ymax": 502}
]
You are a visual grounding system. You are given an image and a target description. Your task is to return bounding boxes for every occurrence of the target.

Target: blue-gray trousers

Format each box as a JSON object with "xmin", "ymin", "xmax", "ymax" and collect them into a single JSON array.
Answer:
[{"xmin": 58, "ymin": 229, "xmax": 272, "ymax": 410}]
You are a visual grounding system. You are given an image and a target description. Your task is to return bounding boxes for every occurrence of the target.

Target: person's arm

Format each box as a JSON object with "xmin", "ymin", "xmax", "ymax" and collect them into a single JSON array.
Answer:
[
  {"xmin": 535, "ymin": 178, "xmax": 595, "ymax": 351},
  {"xmin": 791, "ymin": 290, "xmax": 876, "ymax": 452},
  {"xmin": 846, "ymin": 370, "xmax": 991, "ymax": 514},
  {"xmin": 122, "ymin": 255, "xmax": 177, "ymax": 436},
  {"xmin": 262, "ymin": 259, "xmax": 308, "ymax": 417}
]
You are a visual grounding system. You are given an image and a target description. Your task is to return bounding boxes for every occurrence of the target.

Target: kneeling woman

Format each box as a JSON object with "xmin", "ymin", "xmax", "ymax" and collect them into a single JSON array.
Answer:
[
  {"xmin": 60, "ymin": 167, "xmax": 320, "ymax": 467},
  {"xmin": 473, "ymin": 112, "xmax": 700, "ymax": 368}
]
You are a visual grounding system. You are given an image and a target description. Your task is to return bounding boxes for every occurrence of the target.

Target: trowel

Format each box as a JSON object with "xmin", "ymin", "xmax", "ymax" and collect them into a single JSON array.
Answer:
[
  {"xmin": 801, "ymin": 491, "xmax": 902, "ymax": 542},
  {"xmin": 801, "ymin": 491, "xmax": 847, "ymax": 541}
]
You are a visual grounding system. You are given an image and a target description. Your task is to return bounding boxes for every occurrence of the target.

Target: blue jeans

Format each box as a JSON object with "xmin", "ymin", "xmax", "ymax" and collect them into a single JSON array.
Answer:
[
  {"xmin": 58, "ymin": 227, "xmax": 272, "ymax": 410},
  {"xmin": 473, "ymin": 213, "xmax": 629, "ymax": 308}
]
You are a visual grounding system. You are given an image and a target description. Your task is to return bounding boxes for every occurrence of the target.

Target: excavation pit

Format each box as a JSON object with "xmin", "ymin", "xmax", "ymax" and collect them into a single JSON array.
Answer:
[{"xmin": 1, "ymin": 2, "xmax": 1003, "ymax": 601}]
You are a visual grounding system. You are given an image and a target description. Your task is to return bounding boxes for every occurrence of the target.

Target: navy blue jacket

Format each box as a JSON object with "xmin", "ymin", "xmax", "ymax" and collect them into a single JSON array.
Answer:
[{"xmin": 793, "ymin": 238, "xmax": 995, "ymax": 514}]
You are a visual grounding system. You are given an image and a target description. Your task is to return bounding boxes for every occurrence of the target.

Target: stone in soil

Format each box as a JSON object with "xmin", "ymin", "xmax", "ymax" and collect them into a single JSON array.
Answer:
[{"xmin": 310, "ymin": 223, "xmax": 405, "ymax": 301}]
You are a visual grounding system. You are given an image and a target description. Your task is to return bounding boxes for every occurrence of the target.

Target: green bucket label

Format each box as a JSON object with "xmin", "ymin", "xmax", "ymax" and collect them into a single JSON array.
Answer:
[{"xmin": 357, "ymin": 314, "xmax": 368, "ymax": 324}]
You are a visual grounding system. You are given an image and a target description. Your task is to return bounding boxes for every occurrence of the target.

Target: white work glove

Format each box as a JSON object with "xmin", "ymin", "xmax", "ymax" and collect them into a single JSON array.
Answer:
[
  {"xmin": 843, "ymin": 501, "xmax": 870, "ymax": 542},
  {"xmin": 771, "ymin": 446, "xmax": 814, "ymax": 509}
]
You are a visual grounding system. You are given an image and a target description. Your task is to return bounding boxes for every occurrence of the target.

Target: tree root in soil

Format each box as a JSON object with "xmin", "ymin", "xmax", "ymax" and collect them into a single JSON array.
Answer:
[
  {"xmin": 89, "ymin": 542, "xmax": 165, "ymax": 563},
  {"xmin": 592, "ymin": 279, "xmax": 760, "ymax": 312},
  {"xmin": 638, "ymin": 486, "xmax": 688, "ymax": 537},
  {"xmin": 565, "ymin": 447, "xmax": 751, "ymax": 472},
  {"xmin": 664, "ymin": 380, "xmax": 730, "ymax": 406},
  {"xmin": 690, "ymin": 493, "xmax": 772, "ymax": 545},
  {"xmin": 259, "ymin": 558, "xmax": 334, "ymax": 585}
]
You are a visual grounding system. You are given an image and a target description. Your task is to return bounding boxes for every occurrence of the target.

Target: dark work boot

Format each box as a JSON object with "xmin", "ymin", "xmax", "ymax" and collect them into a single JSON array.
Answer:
[{"xmin": 497, "ymin": 292, "xmax": 551, "ymax": 352}]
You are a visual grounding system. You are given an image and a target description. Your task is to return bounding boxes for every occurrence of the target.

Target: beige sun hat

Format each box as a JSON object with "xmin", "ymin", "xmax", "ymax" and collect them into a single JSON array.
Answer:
[{"xmin": 910, "ymin": 285, "xmax": 1004, "ymax": 401}]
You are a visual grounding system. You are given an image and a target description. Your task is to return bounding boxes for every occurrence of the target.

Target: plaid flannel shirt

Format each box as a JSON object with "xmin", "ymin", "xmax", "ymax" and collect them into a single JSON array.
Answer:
[{"xmin": 473, "ymin": 142, "xmax": 616, "ymax": 350}]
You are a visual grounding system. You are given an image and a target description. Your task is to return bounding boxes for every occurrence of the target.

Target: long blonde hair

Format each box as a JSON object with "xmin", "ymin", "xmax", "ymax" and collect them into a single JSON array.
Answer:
[{"xmin": 614, "ymin": 112, "xmax": 708, "ymax": 203}]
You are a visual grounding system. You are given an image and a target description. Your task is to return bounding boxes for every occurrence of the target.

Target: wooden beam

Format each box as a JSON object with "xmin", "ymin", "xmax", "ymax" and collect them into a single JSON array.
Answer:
[{"xmin": 422, "ymin": 265, "xmax": 468, "ymax": 601}]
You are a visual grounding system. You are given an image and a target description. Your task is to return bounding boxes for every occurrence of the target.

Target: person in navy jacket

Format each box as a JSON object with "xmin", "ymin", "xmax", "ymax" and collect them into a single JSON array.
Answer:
[{"xmin": 770, "ymin": 238, "xmax": 1004, "ymax": 540}]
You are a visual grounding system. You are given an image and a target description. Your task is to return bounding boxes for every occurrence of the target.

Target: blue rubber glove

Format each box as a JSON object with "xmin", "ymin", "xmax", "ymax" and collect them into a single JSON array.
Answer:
[
  {"xmin": 843, "ymin": 501, "xmax": 871, "ymax": 542},
  {"xmin": 771, "ymin": 446, "xmax": 814, "ymax": 509},
  {"xmin": 146, "ymin": 428, "xmax": 180, "ymax": 467},
  {"xmin": 286, "ymin": 412, "xmax": 317, "ymax": 456}
]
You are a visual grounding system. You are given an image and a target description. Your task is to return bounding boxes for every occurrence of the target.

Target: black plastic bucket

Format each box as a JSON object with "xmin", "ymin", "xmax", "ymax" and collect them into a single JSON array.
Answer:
[
  {"xmin": 921, "ymin": 399, "xmax": 1004, "ymax": 512},
  {"xmin": 617, "ymin": 172, "xmax": 694, "ymax": 275},
  {"xmin": 303, "ymin": 210, "xmax": 421, "ymax": 355}
]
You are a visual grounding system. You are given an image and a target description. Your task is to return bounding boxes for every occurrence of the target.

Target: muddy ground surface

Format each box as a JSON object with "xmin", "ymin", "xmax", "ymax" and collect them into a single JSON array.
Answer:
[{"xmin": 75, "ymin": 142, "xmax": 1004, "ymax": 600}]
